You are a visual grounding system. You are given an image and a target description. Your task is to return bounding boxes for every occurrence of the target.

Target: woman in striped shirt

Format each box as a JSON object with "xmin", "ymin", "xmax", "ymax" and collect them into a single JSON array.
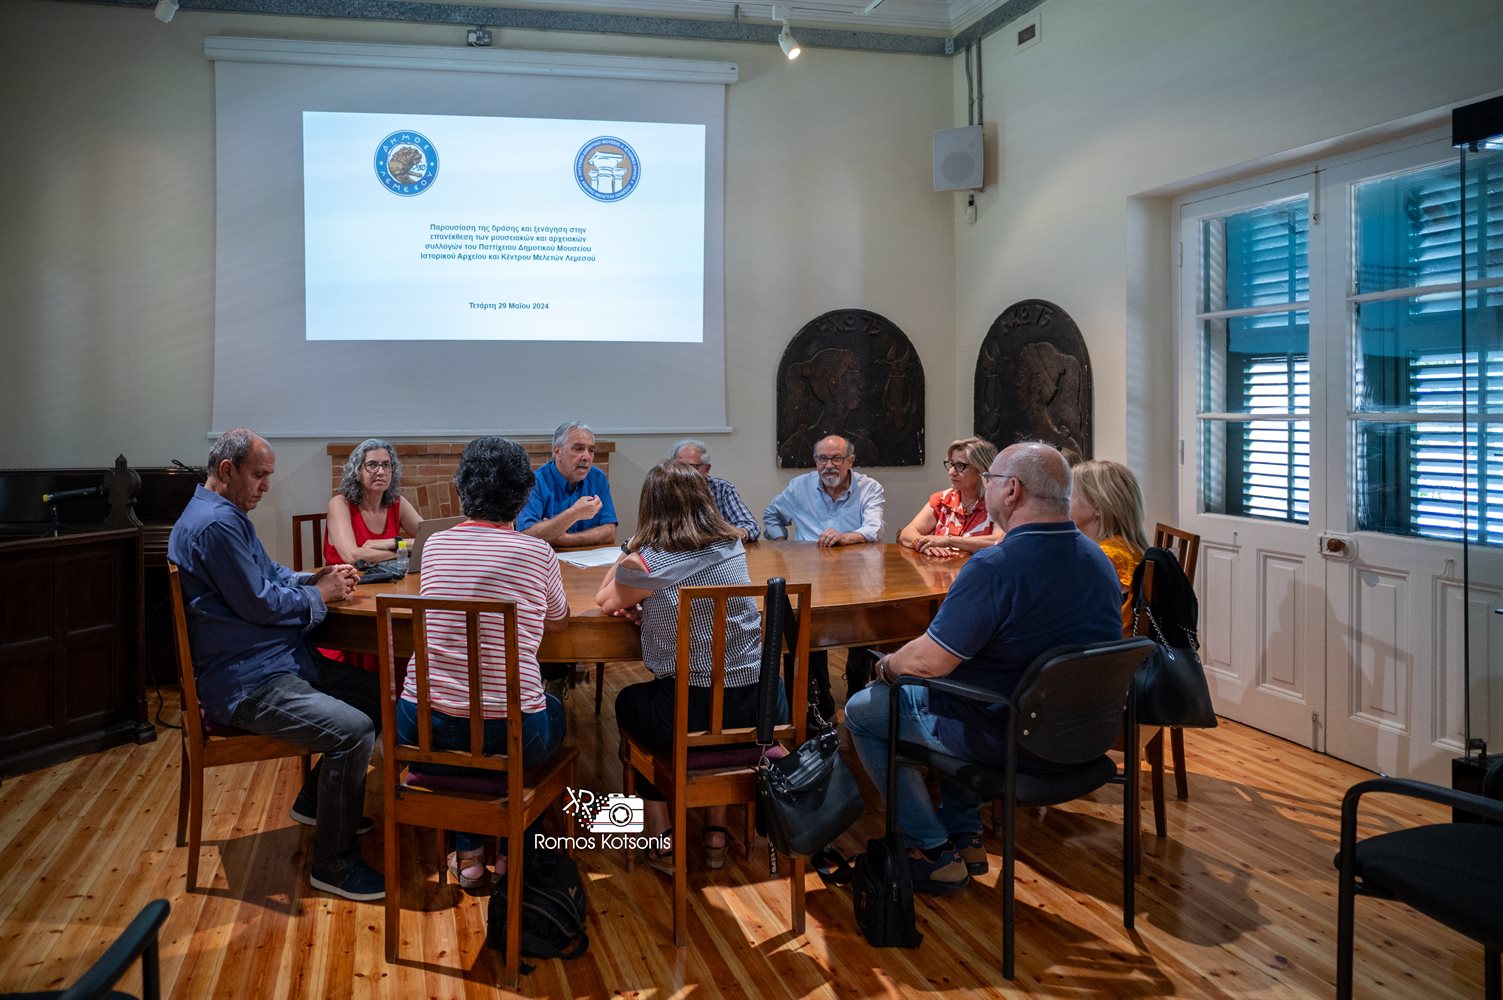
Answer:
[{"xmin": 395, "ymin": 436, "xmax": 570, "ymax": 891}]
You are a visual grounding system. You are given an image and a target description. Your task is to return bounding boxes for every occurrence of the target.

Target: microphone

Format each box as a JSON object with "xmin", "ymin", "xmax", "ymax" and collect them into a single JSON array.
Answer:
[{"xmin": 41, "ymin": 485, "xmax": 107, "ymax": 504}]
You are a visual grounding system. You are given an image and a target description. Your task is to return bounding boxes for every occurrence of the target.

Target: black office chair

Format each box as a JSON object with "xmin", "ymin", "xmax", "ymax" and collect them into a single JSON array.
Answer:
[
  {"xmin": 2, "ymin": 898, "xmax": 170, "ymax": 1000},
  {"xmin": 1335, "ymin": 761, "xmax": 1503, "ymax": 1000},
  {"xmin": 887, "ymin": 637, "xmax": 1155, "ymax": 979}
]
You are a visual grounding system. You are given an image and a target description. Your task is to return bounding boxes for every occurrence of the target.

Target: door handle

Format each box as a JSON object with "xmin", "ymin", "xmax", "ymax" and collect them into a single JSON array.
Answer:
[{"xmin": 1319, "ymin": 532, "xmax": 1356, "ymax": 559}]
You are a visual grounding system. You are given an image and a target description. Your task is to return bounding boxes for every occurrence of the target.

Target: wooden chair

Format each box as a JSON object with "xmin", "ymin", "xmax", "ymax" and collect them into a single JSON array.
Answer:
[
  {"xmin": 167, "ymin": 564, "xmax": 311, "ymax": 892},
  {"xmin": 291, "ymin": 513, "xmax": 327, "ymax": 572},
  {"xmin": 376, "ymin": 593, "xmax": 579, "ymax": 985},
  {"xmin": 1147, "ymin": 522, "xmax": 1201, "ymax": 811},
  {"xmin": 618, "ymin": 581, "xmax": 812, "ymax": 947}
]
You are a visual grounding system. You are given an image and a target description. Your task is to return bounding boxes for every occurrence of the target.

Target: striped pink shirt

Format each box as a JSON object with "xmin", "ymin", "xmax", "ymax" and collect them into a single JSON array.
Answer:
[{"xmin": 401, "ymin": 521, "xmax": 567, "ymax": 718}]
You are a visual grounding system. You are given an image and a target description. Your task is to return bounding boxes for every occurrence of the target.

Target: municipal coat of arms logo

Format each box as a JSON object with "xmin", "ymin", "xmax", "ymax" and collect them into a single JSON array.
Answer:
[
  {"xmin": 375, "ymin": 131, "xmax": 439, "ymax": 196},
  {"xmin": 575, "ymin": 137, "xmax": 640, "ymax": 202}
]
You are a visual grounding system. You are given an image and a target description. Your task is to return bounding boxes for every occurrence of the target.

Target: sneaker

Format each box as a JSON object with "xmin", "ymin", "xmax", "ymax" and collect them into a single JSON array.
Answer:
[
  {"xmin": 289, "ymin": 802, "xmax": 374, "ymax": 836},
  {"xmin": 954, "ymin": 831, "xmax": 989, "ymax": 875},
  {"xmin": 309, "ymin": 861, "xmax": 385, "ymax": 901},
  {"xmin": 907, "ymin": 845, "xmax": 970, "ymax": 895}
]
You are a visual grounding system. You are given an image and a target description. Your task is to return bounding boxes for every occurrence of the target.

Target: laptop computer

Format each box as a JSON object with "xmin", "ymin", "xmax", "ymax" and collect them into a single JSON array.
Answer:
[{"xmin": 407, "ymin": 515, "xmax": 464, "ymax": 573}]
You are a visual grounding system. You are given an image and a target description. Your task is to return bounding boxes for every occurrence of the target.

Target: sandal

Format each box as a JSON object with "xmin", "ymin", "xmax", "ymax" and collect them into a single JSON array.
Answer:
[
  {"xmin": 702, "ymin": 825, "xmax": 729, "ymax": 870},
  {"xmin": 644, "ymin": 833, "xmax": 674, "ymax": 877},
  {"xmin": 447, "ymin": 848, "xmax": 490, "ymax": 892}
]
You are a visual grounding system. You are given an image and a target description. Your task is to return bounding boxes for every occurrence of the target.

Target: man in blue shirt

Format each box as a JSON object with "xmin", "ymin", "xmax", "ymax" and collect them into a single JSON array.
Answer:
[
  {"xmin": 517, "ymin": 421, "xmax": 618, "ymax": 549},
  {"xmin": 167, "ymin": 428, "xmax": 385, "ymax": 902},
  {"xmin": 670, "ymin": 438, "xmax": 759, "ymax": 541},
  {"xmin": 762, "ymin": 434, "xmax": 885, "ymax": 546},
  {"xmin": 843, "ymin": 442, "xmax": 1123, "ymax": 895}
]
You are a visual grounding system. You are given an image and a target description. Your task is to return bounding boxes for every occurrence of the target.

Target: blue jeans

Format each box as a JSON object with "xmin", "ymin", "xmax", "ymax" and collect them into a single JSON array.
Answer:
[
  {"xmin": 843, "ymin": 683, "xmax": 981, "ymax": 850},
  {"xmin": 230, "ymin": 659, "xmax": 380, "ymax": 874},
  {"xmin": 396, "ymin": 695, "xmax": 565, "ymax": 852}
]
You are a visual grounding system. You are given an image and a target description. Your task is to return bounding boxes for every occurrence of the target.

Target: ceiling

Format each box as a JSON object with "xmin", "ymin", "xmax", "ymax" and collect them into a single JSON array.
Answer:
[
  {"xmin": 405, "ymin": 0, "xmax": 1003, "ymax": 35},
  {"xmin": 105, "ymin": 0, "xmax": 1045, "ymax": 54}
]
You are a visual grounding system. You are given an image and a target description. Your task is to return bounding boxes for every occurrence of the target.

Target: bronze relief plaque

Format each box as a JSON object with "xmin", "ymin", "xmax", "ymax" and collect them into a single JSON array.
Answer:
[
  {"xmin": 776, "ymin": 309, "xmax": 925, "ymax": 468},
  {"xmin": 973, "ymin": 299, "xmax": 1092, "ymax": 461}
]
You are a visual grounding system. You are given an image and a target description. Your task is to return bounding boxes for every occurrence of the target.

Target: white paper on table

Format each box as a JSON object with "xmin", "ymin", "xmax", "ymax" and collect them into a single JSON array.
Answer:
[{"xmin": 556, "ymin": 546, "xmax": 624, "ymax": 568}]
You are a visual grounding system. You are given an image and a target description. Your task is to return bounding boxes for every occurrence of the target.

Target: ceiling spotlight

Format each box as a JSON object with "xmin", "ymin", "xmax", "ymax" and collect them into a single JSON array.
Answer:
[
  {"xmin": 154, "ymin": 0, "xmax": 178, "ymax": 23},
  {"xmin": 778, "ymin": 22, "xmax": 801, "ymax": 60}
]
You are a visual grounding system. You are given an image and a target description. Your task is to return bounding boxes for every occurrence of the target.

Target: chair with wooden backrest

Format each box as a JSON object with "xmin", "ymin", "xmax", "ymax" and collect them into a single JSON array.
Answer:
[
  {"xmin": 291, "ymin": 513, "xmax": 327, "ymax": 572},
  {"xmin": 167, "ymin": 564, "xmax": 311, "ymax": 891},
  {"xmin": 376, "ymin": 593, "xmax": 580, "ymax": 986},
  {"xmin": 1149, "ymin": 522, "xmax": 1201, "ymax": 805},
  {"xmin": 618, "ymin": 581, "xmax": 812, "ymax": 947}
]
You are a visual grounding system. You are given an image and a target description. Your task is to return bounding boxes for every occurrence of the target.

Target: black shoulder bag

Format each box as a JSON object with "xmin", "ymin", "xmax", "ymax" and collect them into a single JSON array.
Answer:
[
  {"xmin": 753, "ymin": 578, "xmax": 864, "ymax": 860},
  {"xmin": 1129, "ymin": 549, "xmax": 1217, "ymax": 729}
]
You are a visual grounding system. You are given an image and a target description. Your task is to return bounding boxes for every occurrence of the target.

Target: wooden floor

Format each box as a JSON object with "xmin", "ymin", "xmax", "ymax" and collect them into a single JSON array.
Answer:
[{"xmin": 0, "ymin": 660, "xmax": 1485, "ymax": 999}]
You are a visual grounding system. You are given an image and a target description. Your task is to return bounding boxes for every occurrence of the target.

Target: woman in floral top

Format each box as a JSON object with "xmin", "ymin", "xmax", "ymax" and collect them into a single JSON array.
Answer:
[{"xmin": 898, "ymin": 437, "xmax": 1005, "ymax": 557}]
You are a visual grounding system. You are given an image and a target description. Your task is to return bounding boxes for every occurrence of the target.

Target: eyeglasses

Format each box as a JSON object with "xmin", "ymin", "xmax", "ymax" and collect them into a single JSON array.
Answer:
[
  {"xmin": 813, "ymin": 454, "xmax": 850, "ymax": 466},
  {"xmin": 361, "ymin": 460, "xmax": 393, "ymax": 473},
  {"xmin": 979, "ymin": 472, "xmax": 1012, "ymax": 485},
  {"xmin": 687, "ymin": 462, "xmax": 711, "ymax": 472},
  {"xmin": 943, "ymin": 460, "xmax": 970, "ymax": 474}
]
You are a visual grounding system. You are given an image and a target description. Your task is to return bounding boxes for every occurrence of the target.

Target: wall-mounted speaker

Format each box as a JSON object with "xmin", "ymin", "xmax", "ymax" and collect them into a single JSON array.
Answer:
[{"xmin": 933, "ymin": 125, "xmax": 983, "ymax": 192}]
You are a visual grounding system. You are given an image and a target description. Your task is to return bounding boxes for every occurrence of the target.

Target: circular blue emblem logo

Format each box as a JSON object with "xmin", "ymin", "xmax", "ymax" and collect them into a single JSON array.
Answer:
[
  {"xmin": 575, "ymin": 137, "xmax": 640, "ymax": 202},
  {"xmin": 375, "ymin": 131, "xmax": 439, "ymax": 196}
]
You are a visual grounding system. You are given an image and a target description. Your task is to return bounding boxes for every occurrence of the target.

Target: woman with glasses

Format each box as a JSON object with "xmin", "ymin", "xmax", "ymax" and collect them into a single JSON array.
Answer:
[
  {"xmin": 897, "ymin": 437, "xmax": 1004, "ymax": 556},
  {"xmin": 318, "ymin": 438, "xmax": 423, "ymax": 671}
]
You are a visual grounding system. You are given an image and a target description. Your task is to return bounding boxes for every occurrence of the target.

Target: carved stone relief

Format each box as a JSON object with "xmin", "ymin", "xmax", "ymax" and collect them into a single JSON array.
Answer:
[
  {"xmin": 973, "ymin": 299, "xmax": 1092, "ymax": 461},
  {"xmin": 776, "ymin": 309, "xmax": 925, "ymax": 468}
]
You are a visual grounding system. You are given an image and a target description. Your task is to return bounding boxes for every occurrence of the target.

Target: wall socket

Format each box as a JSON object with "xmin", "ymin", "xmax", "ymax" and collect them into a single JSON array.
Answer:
[{"xmin": 466, "ymin": 27, "xmax": 492, "ymax": 47}]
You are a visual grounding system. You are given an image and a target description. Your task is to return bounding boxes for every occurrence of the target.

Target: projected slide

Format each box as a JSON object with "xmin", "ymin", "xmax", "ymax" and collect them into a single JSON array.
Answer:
[{"xmin": 303, "ymin": 112, "xmax": 706, "ymax": 342}]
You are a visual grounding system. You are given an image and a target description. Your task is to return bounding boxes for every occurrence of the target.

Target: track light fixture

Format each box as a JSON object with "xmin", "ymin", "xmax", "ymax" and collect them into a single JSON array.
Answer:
[
  {"xmin": 772, "ymin": 5, "xmax": 801, "ymax": 60},
  {"xmin": 154, "ymin": 0, "xmax": 178, "ymax": 23}
]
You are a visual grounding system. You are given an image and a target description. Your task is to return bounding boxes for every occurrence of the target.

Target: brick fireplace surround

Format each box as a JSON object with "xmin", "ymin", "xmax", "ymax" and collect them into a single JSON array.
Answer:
[{"xmin": 325, "ymin": 440, "xmax": 615, "ymax": 520}]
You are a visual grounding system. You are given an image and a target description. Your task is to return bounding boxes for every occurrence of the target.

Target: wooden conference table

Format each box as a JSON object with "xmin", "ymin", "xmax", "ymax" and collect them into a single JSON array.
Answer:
[{"xmin": 317, "ymin": 541, "xmax": 967, "ymax": 660}]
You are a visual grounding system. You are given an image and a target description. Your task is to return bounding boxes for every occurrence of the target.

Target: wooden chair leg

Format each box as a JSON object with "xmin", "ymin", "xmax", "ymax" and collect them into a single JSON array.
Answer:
[
  {"xmin": 791, "ymin": 854, "xmax": 807, "ymax": 934},
  {"xmin": 1171, "ymin": 728, "xmax": 1189, "ymax": 799},
  {"xmin": 595, "ymin": 663, "xmax": 605, "ymax": 715},
  {"xmin": 1146, "ymin": 729, "xmax": 1168, "ymax": 838},
  {"xmin": 185, "ymin": 759, "xmax": 204, "ymax": 891},
  {"xmin": 175, "ymin": 742, "xmax": 189, "ymax": 848},
  {"xmin": 504, "ymin": 815, "xmax": 525, "ymax": 988},
  {"xmin": 622, "ymin": 764, "xmax": 636, "ymax": 873},
  {"xmin": 383, "ymin": 818, "xmax": 400, "ymax": 961},
  {"xmin": 672, "ymin": 795, "xmax": 689, "ymax": 947},
  {"xmin": 744, "ymin": 803, "xmax": 755, "ymax": 861}
]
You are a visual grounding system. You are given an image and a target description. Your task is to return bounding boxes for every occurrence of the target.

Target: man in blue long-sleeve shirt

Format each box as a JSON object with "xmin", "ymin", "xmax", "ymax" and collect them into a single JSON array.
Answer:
[{"xmin": 168, "ymin": 428, "xmax": 384, "ymax": 901}]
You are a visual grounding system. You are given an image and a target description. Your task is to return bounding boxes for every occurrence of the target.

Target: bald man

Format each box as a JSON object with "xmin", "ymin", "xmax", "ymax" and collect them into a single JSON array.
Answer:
[{"xmin": 842, "ymin": 442, "xmax": 1123, "ymax": 896}]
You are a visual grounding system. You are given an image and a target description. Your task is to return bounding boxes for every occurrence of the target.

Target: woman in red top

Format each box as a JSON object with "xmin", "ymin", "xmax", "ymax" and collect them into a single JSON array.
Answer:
[
  {"xmin": 319, "ymin": 438, "xmax": 423, "ymax": 670},
  {"xmin": 898, "ymin": 436, "xmax": 1005, "ymax": 557}
]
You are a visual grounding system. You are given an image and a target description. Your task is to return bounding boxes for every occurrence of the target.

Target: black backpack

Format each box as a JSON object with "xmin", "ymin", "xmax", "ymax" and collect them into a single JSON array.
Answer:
[
  {"xmin": 850, "ymin": 836, "xmax": 923, "ymax": 949},
  {"xmin": 485, "ymin": 848, "xmax": 589, "ymax": 973}
]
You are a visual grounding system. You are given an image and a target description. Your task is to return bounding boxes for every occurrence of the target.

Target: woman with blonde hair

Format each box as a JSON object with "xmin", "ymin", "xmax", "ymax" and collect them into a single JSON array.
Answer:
[
  {"xmin": 1069, "ymin": 459, "xmax": 1150, "ymax": 596},
  {"xmin": 897, "ymin": 437, "xmax": 1005, "ymax": 556}
]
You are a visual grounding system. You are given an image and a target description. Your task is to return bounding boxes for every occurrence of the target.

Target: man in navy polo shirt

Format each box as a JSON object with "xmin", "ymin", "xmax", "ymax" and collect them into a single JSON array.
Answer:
[
  {"xmin": 517, "ymin": 421, "xmax": 618, "ymax": 549},
  {"xmin": 843, "ymin": 441, "xmax": 1122, "ymax": 895}
]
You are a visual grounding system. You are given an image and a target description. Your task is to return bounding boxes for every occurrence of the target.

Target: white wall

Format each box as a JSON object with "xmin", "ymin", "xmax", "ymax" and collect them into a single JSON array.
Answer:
[
  {"xmin": 0, "ymin": 1, "xmax": 955, "ymax": 559},
  {"xmin": 955, "ymin": 0, "xmax": 1502, "ymax": 522}
]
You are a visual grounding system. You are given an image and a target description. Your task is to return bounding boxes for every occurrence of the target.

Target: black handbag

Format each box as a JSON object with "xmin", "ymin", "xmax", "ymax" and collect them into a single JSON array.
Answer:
[
  {"xmin": 754, "ymin": 578, "xmax": 864, "ymax": 858},
  {"xmin": 1133, "ymin": 603, "xmax": 1217, "ymax": 729}
]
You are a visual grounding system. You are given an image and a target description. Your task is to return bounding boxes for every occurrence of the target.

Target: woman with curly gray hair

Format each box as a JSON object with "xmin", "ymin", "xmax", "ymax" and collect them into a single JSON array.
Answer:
[
  {"xmin": 317, "ymin": 439, "xmax": 424, "ymax": 672},
  {"xmin": 324, "ymin": 438, "xmax": 423, "ymax": 566}
]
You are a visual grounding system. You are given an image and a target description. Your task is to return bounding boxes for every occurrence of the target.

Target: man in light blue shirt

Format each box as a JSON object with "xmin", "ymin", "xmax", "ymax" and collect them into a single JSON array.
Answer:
[
  {"xmin": 763, "ymin": 434, "xmax": 885, "ymax": 717},
  {"xmin": 763, "ymin": 434, "xmax": 885, "ymax": 546}
]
